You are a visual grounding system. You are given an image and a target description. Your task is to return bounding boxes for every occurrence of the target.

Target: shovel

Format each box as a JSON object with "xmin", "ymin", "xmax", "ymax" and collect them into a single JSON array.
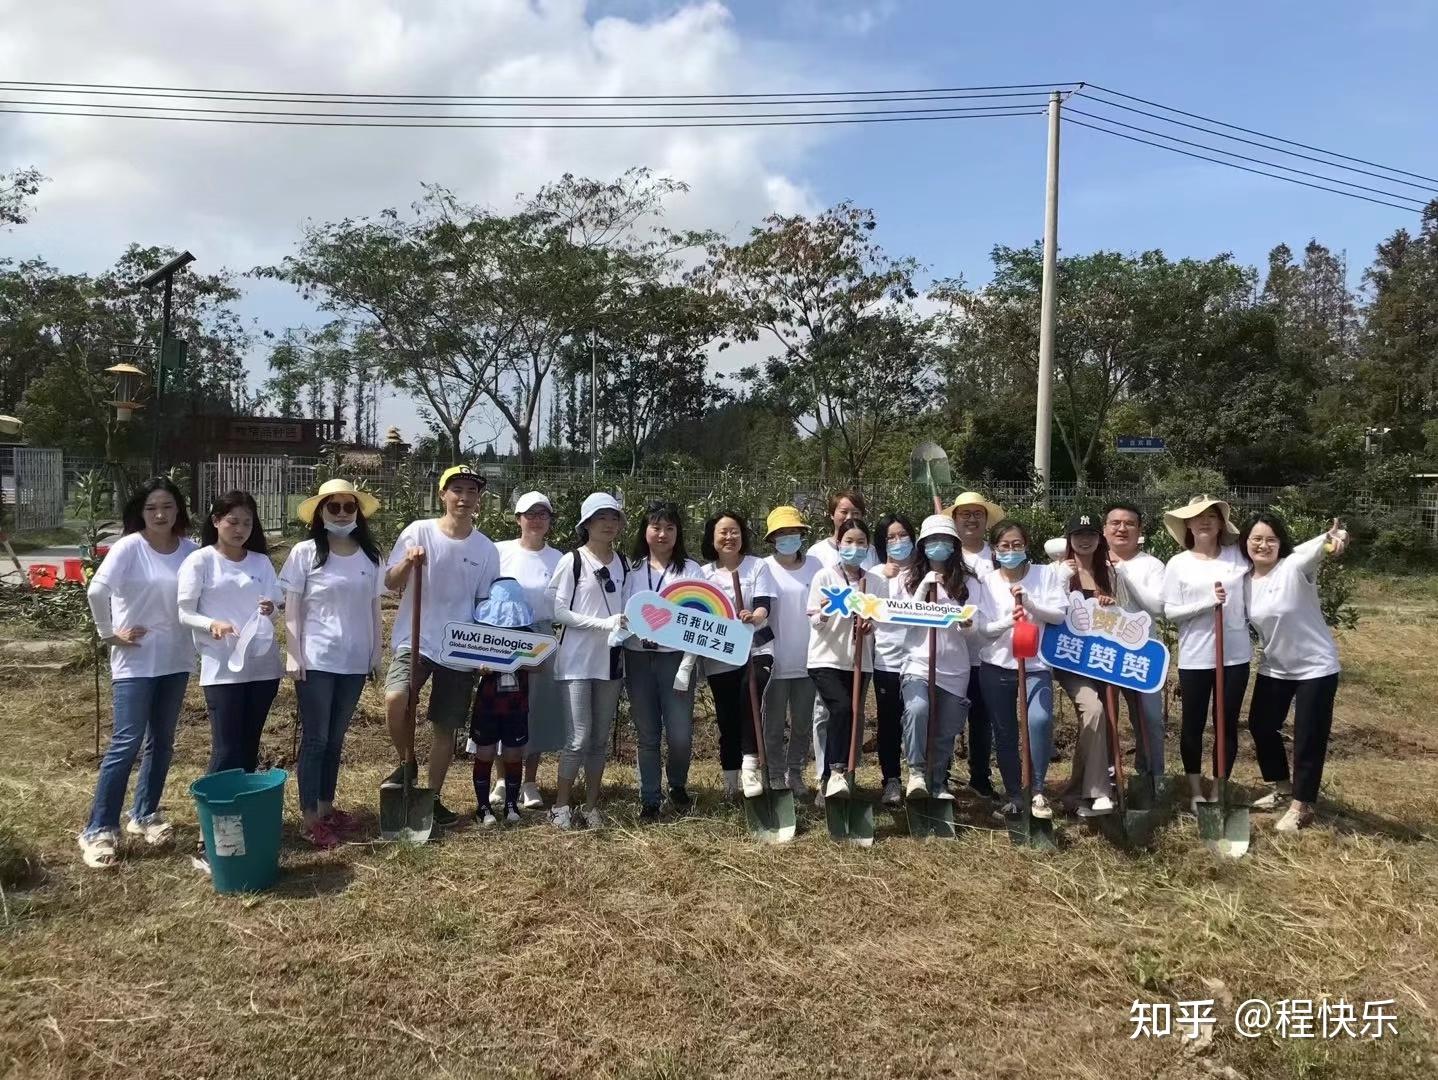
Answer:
[
  {"xmin": 1125, "ymin": 681, "xmax": 1178, "ymax": 812},
  {"xmin": 909, "ymin": 440, "xmax": 952, "ymax": 515},
  {"xmin": 1196, "ymin": 602, "xmax": 1250, "ymax": 858},
  {"xmin": 1005, "ymin": 614, "xmax": 1056, "ymax": 852},
  {"xmin": 908, "ymin": 591, "xmax": 957, "ymax": 840},
  {"xmin": 1100, "ymin": 684, "xmax": 1156, "ymax": 849},
  {"xmin": 733, "ymin": 571, "xmax": 796, "ymax": 844},
  {"xmin": 380, "ymin": 561, "xmax": 433, "ymax": 843},
  {"xmin": 826, "ymin": 609, "xmax": 875, "ymax": 847}
]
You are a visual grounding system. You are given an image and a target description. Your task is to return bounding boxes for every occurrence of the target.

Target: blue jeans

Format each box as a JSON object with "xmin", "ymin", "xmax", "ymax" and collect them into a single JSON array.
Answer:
[
  {"xmin": 625, "ymin": 650, "xmax": 694, "ymax": 807},
  {"xmin": 979, "ymin": 664, "xmax": 1054, "ymax": 798},
  {"xmin": 899, "ymin": 676, "xmax": 969, "ymax": 788},
  {"xmin": 203, "ymin": 679, "xmax": 280, "ymax": 774},
  {"xmin": 84, "ymin": 672, "xmax": 189, "ymax": 837},
  {"xmin": 1125, "ymin": 689, "xmax": 1165, "ymax": 775},
  {"xmin": 295, "ymin": 671, "xmax": 366, "ymax": 813}
]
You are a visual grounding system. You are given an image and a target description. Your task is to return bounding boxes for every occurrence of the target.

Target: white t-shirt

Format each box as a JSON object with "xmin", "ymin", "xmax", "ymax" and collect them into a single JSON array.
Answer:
[
  {"xmin": 87, "ymin": 532, "xmax": 198, "ymax": 679},
  {"xmin": 496, "ymin": 540, "xmax": 562, "ymax": 632},
  {"xmin": 976, "ymin": 562, "xmax": 1065, "ymax": 671},
  {"xmin": 805, "ymin": 564, "xmax": 875, "ymax": 673},
  {"xmin": 765, "ymin": 554, "xmax": 823, "ymax": 679},
  {"xmin": 961, "ymin": 542, "xmax": 995, "ymax": 581},
  {"xmin": 1246, "ymin": 535, "xmax": 1340, "ymax": 680},
  {"xmin": 701, "ymin": 555, "xmax": 778, "ymax": 673},
  {"xmin": 279, "ymin": 541, "xmax": 385, "ymax": 675},
  {"xmin": 386, "ymin": 520, "xmax": 500, "ymax": 664},
  {"xmin": 1113, "ymin": 551, "xmax": 1166, "ymax": 630},
  {"xmin": 865, "ymin": 564, "xmax": 913, "ymax": 673},
  {"xmin": 1162, "ymin": 545, "xmax": 1252, "ymax": 669},
  {"xmin": 807, "ymin": 536, "xmax": 879, "ymax": 571},
  {"xmin": 623, "ymin": 556, "xmax": 703, "ymax": 655},
  {"xmin": 894, "ymin": 573, "xmax": 974, "ymax": 698},
  {"xmin": 176, "ymin": 547, "xmax": 284, "ymax": 686},
  {"xmin": 548, "ymin": 548, "xmax": 627, "ymax": 680}
]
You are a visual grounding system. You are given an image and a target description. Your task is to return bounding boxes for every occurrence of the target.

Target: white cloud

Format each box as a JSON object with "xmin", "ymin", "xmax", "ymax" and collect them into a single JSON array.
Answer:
[{"xmin": 0, "ymin": 0, "xmax": 846, "ymax": 445}]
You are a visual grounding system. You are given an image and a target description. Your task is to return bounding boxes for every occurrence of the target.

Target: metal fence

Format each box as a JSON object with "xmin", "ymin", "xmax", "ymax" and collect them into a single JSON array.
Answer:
[{"xmin": 3, "ymin": 447, "xmax": 66, "ymax": 531}]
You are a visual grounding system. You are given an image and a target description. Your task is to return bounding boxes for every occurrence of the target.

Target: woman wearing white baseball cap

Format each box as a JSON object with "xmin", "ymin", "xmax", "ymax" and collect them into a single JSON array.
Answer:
[{"xmin": 546, "ymin": 492, "xmax": 628, "ymax": 829}]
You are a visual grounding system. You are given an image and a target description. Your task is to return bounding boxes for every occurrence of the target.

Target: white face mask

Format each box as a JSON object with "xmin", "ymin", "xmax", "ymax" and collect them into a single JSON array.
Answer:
[{"xmin": 323, "ymin": 520, "xmax": 357, "ymax": 537}]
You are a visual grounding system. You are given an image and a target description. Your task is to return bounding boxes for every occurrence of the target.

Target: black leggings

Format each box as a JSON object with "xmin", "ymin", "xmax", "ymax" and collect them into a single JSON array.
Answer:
[
  {"xmin": 873, "ymin": 669, "xmax": 903, "ymax": 781},
  {"xmin": 1178, "ymin": 664, "xmax": 1250, "ymax": 778},
  {"xmin": 706, "ymin": 658, "xmax": 772, "ymax": 771},
  {"xmin": 1247, "ymin": 672, "xmax": 1338, "ymax": 803},
  {"xmin": 810, "ymin": 666, "xmax": 869, "ymax": 775}
]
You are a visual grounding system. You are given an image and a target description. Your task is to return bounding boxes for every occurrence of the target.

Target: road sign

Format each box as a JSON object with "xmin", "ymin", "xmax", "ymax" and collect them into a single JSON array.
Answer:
[{"xmin": 1116, "ymin": 436, "xmax": 1165, "ymax": 454}]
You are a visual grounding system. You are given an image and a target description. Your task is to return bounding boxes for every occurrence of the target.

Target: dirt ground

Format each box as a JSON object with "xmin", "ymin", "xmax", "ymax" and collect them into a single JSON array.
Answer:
[{"xmin": 0, "ymin": 574, "xmax": 1435, "ymax": 1079}]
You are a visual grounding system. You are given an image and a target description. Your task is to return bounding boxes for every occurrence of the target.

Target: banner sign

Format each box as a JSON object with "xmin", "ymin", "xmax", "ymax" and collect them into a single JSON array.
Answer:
[
  {"xmin": 817, "ymin": 583, "xmax": 976, "ymax": 630},
  {"xmin": 622, "ymin": 579, "xmax": 754, "ymax": 665},
  {"xmin": 1039, "ymin": 593, "xmax": 1169, "ymax": 694},
  {"xmin": 440, "ymin": 622, "xmax": 557, "ymax": 673},
  {"xmin": 1116, "ymin": 435, "xmax": 1166, "ymax": 454}
]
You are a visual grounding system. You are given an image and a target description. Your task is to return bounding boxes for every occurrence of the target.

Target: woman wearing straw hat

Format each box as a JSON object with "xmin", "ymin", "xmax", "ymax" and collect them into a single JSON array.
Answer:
[
  {"xmin": 763, "ymin": 505, "xmax": 823, "ymax": 800},
  {"xmin": 280, "ymin": 479, "xmax": 384, "ymax": 848},
  {"xmin": 1161, "ymin": 495, "xmax": 1252, "ymax": 813},
  {"xmin": 949, "ymin": 490, "xmax": 1005, "ymax": 801}
]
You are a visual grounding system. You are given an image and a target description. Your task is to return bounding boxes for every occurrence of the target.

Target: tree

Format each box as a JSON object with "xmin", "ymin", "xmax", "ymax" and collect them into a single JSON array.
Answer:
[
  {"xmin": 0, "ymin": 167, "xmax": 45, "ymax": 229},
  {"xmin": 263, "ymin": 321, "xmax": 385, "ymax": 444}
]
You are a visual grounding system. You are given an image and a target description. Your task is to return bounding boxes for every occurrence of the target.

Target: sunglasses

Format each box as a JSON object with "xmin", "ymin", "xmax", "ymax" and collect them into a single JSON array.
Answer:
[
  {"xmin": 325, "ymin": 500, "xmax": 359, "ymax": 515},
  {"xmin": 594, "ymin": 567, "xmax": 616, "ymax": 593}
]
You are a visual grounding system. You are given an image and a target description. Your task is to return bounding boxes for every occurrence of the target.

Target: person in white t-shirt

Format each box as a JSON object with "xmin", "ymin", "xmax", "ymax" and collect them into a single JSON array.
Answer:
[
  {"xmin": 624, "ymin": 500, "xmax": 702, "ymax": 819},
  {"xmin": 762, "ymin": 506, "xmax": 823, "ymax": 800},
  {"xmin": 546, "ymin": 492, "xmax": 629, "ymax": 829},
  {"xmin": 1240, "ymin": 513, "xmax": 1348, "ymax": 832},
  {"xmin": 490, "ymin": 492, "xmax": 563, "ymax": 812},
  {"xmin": 78, "ymin": 478, "xmax": 198, "ymax": 869},
  {"xmin": 949, "ymin": 490, "xmax": 1005, "ymax": 800},
  {"xmin": 867, "ymin": 511, "xmax": 920, "ymax": 806},
  {"xmin": 176, "ymin": 489, "xmax": 284, "ymax": 874},
  {"xmin": 1161, "ymin": 495, "xmax": 1252, "ymax": 812},
  {"xmin": 281, "ymin": 480, "xmax": 385, "ymax": 849},
  {"xmin": 382, "ymin": 465, "xmax": 500, "ymax": 830}
]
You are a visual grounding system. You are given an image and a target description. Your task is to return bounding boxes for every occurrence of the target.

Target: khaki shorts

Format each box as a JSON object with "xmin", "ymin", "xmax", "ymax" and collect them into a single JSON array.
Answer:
[{"xmin": 385, "ymin": 650, "xmax": 475, "ymax": 732}]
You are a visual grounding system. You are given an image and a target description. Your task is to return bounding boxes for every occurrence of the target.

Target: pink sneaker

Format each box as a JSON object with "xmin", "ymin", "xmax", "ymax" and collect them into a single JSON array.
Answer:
[
  {"xmin": 326, "ymin": 808, "xmax": 361, "ymax": 836},
  {"xmin": 303, "ymin": 820, "xmax": 343, "ymax": 850}
]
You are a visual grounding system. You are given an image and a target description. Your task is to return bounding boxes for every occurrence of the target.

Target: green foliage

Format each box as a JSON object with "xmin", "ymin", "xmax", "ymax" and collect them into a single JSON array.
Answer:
[{"xmin": 0, "ymin": 580, "xmax": 92, "ymax": 633}]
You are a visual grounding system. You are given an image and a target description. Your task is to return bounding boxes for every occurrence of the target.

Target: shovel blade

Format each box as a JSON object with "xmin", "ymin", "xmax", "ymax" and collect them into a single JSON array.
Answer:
[
  {"xmin": 1124, "ymin": 808, "xmax": 1158, "ymax": 849},
  {"xmin": 1126, "ymin": 774, "xmax": 1158, "ymax": 812},
  {"xmin": 907, "ymin": 797, "xmax": 957, "ymax": 840},
  {"xmin": 826, "ymin": 796, "xmax": 876, "ymax": 848},
  {"xmin": 1220, "ymin": 807, "xmax": 1251, "ymax": 858},
  {"xmin": 744, "ymin": 790, "xmax": 797, "ymax": 845},
  {"xmin": 1005, "ymin": 803, "xmax": 1057, "ymax": 852},
  {"xmin": 1195, "ymin": 801, "xmax": 1224, "ymax": 842},
  {"xmin": 380, "ymin": 780, "xmax": 432, "ymax": 844}
]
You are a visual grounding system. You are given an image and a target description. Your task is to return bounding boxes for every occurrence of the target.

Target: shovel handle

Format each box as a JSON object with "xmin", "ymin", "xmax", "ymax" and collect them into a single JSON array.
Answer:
[
  {"xmin": 407, "ymin": 564, "xmax": 423, "ymax": 763},
  {"xmin": 848, "ymin": 576, "xmax": 866, "ymax": 774},
  {"xmin": 732, "ymin": 570, "xmax": 767, "ymax": 772},
  {"xmin": 1015, "ymin": 656, "xmax": 1032, "ymax": 791},
  {"xmin": 1213, "ymin": 600, "xmax": 1226, "ymax": 780},
  {"xmin": 1104, "ymin": 683, "xmax": 1126, "ymax": 813},
  {"xmin": 926, "ymin": 581, "xmax": 939, "ymax": 773}
]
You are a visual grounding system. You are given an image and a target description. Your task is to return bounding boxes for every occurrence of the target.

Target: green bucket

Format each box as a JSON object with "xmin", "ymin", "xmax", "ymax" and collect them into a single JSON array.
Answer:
[{"xmin": 190, "ymin": 768, "xmax": 288, "ymax": 894}]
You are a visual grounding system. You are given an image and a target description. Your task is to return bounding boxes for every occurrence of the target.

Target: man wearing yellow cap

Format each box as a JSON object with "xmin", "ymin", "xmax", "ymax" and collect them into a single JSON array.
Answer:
[
  {"xmin": 948, "ymin": 490, "xmax": 1005, "ymax": 801},
  {"xmin": 382, "ymin": 464, "xmax": 500, "ymax": 828}
]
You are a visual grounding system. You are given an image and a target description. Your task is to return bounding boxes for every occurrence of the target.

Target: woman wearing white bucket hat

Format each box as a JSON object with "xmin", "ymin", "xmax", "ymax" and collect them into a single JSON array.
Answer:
[
  {"xmin": 1160, "ymin": 495, "xmax": 1252, "ymax": 812},
  {"xmin": 546, "ymin": 492, "xmax": 628, "ymax": 829}
]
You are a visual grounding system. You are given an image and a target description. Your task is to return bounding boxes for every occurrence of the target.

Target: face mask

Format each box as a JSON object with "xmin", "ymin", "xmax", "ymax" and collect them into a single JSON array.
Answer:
[
  {"xmin": 924, "ymin": 540, "xmax": 954, "ymax": 562},
  {"xmin": 838, "ymin": 545, "xmax": 868, "ymax": 567},
  {"xmin": 324, "ymin": 520, "xmax": 357, "ymax": 537},
  {"xmin": 774, "ymin": 535, "xmax": 803, "ymax": 556},
  {"xmin": 887, "ymin": 538, "xmax": 914, "ymax": 561},
  {"xmin": 996, "ymin": 550, "xmax": 1027, "ymax": 569}
]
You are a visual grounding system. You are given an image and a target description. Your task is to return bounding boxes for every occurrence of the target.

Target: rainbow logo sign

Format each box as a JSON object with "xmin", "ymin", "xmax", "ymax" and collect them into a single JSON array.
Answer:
[
  {"xmin": 440, "ymin": 622, "xmax": 558, "ymax": 673},
  {"xmin": 660, "ymin": 579, "xmax": 736, "ymax": 619}
]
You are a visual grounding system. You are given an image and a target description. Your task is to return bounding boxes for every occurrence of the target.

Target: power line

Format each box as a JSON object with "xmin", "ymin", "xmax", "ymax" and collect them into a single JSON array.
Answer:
[
  {"xmin": 1064, "ymin": 116, "xmax": 1421, "ymax": 213},
  {"xmin": 1065, "ymin": 107, "xmax": 1428, "ymax": 207},
  {"xmin": 1082, "ymin": 82, "xmax": 1438, "ymax": 187}
]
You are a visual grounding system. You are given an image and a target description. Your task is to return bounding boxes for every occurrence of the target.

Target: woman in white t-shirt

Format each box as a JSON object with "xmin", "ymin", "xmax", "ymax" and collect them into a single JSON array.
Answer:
[
  {"xmin": 867, "ymin": 511, "xmax": 919, "ymax": 806},
  {"xmin": 701, "ymin": 510, "xmax": 777, "ymax": 800},
  {"xmin": 492, "ymin": 492, "xmax": 563, "ymax": 812},
  {"xmin": 1241, "ymin": 513, "xmax": 1348, "ymax": 832},
  {"xmin": 280, "ymin": 480, "xmax": 385, "ymax": 849},
  {"xmin": 546, "ymin": 492, "xmax": 628, "ymax": 830},
  {"xmin": 77, "ymin": 478, "xmax": 198, "ymax": 869},
  {"xmin": 624, "ymin": 500, "xmax": 702, "ymax": 819},
  {"xmin": 1161, "ymin": 496, "xmax": 1252, "ymax": 811},
  {"xmin": 177, "ymin": 491, "xmax": 283, "ymax": 783},
  {"xmin": 761, "ymin": 506, "xmax": 822, "ymax": 800}
]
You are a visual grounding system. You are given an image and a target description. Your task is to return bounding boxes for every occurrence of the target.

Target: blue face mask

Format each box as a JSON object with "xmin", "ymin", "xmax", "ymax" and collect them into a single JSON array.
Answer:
[
  {"xmin": 838, "ymin": 545, "xmax": 869, "ymax": 567},
  {"xmin": 887, "ymin": 538, "xmax": 914, "ymax": 561},
  {"xmin": 924, "ymin": 540, "xmax": 954, "ymax": 562},
  {"xmin": 996, "ymin": 550, "xmax": 1027, "ymax": 569},
  {"xmin": 773, "ymin": 534, "xmax": 803, "ymax": 556}
]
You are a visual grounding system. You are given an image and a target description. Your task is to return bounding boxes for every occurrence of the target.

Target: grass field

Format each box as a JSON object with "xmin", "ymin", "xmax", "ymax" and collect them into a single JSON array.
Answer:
[{"xmin": 1, "ymin": 574, "xmax": 1435, "ymax": 1079}]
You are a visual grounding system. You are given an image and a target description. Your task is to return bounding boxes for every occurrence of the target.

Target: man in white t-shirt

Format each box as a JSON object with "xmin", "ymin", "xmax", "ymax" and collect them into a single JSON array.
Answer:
[
  {"xmin": 382, "ymin": 465, "xmax": 500, "ymax": 828},
  {"xmin": 948, "ymin": 490, "xmax": 1004, "ymax": 799},
  {"xmin": 1104, "ymin": 501, "xmax": 1168, "ymax": 776}
]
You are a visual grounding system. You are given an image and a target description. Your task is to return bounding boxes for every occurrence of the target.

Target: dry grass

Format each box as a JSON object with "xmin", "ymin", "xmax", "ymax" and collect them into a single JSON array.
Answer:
[{"xmin": 1, "ymin": 574, "xmax": 1436, "ymax": 1079}]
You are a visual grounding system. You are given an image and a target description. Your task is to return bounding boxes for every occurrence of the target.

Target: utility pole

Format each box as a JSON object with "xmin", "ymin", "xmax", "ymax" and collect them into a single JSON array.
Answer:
[
  {"xmin": 589, "ymin": 331, "xmax": 598, "ymax": 480},
  {"xmin": 137, "ymin": 251, "xmax": 195, "ymax": 479},
  {"xmin": 1032, "ymin": 91, "xmax": 1061, "ymax": 507}
]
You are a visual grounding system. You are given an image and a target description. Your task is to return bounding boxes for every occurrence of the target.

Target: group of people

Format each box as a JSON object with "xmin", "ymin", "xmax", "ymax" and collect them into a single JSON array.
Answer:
[{"xmin": 76, "ymin": 466, "xmax": 1348, "ymax": 869}]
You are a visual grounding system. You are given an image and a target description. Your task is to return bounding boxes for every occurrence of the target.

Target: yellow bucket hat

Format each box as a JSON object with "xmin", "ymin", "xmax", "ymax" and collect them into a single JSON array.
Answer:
[
  {"xmin": 764, "ymin": 505, "xmax": 807, "ymax": 539},
  {"xmin": 947, "ymin": 490, "xmax": 1005, "ymax": 528},
  {"xmin": 297, "ymin": 479, "xmax": 380, "ymax": 525},
  {"xmin": 1163, "ymin": 495, "xmax": 1239, "ymax": 547}
]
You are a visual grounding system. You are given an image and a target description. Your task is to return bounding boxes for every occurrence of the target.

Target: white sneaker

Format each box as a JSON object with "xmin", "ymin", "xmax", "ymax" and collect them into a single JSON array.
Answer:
[
  {"xmin": 740, "ymin": 757, "xmax": 764, "ymax": 798},
  {"xmin": 881, "ymin": 778, "xmax": 902, "ymax": 807},
  {"xmin": 78, "ymin": 829, "xmax": 120, "ymax": 869},
  {"xmin": 550, "ymin": 805, "xmax": 573, "ymax": 830},
  {"xmin": 519, "ymin": 782, "xmax": 544, "ymax": 810},
  {"xmin": 478, "ymin": 807, "xmax": 499, "ymax": 828},
  {"xmin": 1031, "ymin": 793, "xmax": 1053, "ymax": 820},
  {"xmin": 582, "ymin": 806, "xmax": 604, "ymax": 830},
  {"xmin": 1275, "ymin": 804, "xmax": 1314, "ymax": 833},
  {"xmin": 124, "ymin": 813, "xmax": 174, "ymax": 847},
  {"xmin": 905, "ymin": 772, "xmax": 929, "ymax": 800},
  {"xmin": 824, "ymin": 772, "xmax": 850, "ymax": 800},
  {"xmin": 723, "ymin": 770, "xmax": 740, "ymax": 799},
  {"xmin": 786, "ymin": 769, "xmax": 807, "ymax": 798},
  {"xmin": 489, "ymin": 778, "xmax": 505, "ymax": 811},
  {"xmin": 1252, "ymin": 783, "xmax": 1292, "ymax": 811},
  {"xmin": 1077, "ymin": 795, "xmax": 1115, "ymax": 818},
  {"xmin": 505, "ymin": 807, "xmax": 521, "ymax": 825}
]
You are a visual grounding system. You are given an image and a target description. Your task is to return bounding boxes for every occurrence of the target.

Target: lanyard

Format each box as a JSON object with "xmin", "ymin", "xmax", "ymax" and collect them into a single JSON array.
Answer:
[{"xmin": 647, "ymin": 561, "xmax": 670, "ymax": 592}]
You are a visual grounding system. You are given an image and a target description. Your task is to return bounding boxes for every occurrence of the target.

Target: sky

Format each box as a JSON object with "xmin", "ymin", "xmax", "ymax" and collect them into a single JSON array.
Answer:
[{"xmin": 1, "ymin": 0, "xmax": 1435, "ymax": 451}]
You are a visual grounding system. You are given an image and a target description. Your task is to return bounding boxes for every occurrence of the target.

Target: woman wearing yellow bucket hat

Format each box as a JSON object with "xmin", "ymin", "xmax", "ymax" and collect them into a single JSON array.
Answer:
[{"xmin": 281, "ymin": 479, "xmax": 384, "ymax": 848}]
